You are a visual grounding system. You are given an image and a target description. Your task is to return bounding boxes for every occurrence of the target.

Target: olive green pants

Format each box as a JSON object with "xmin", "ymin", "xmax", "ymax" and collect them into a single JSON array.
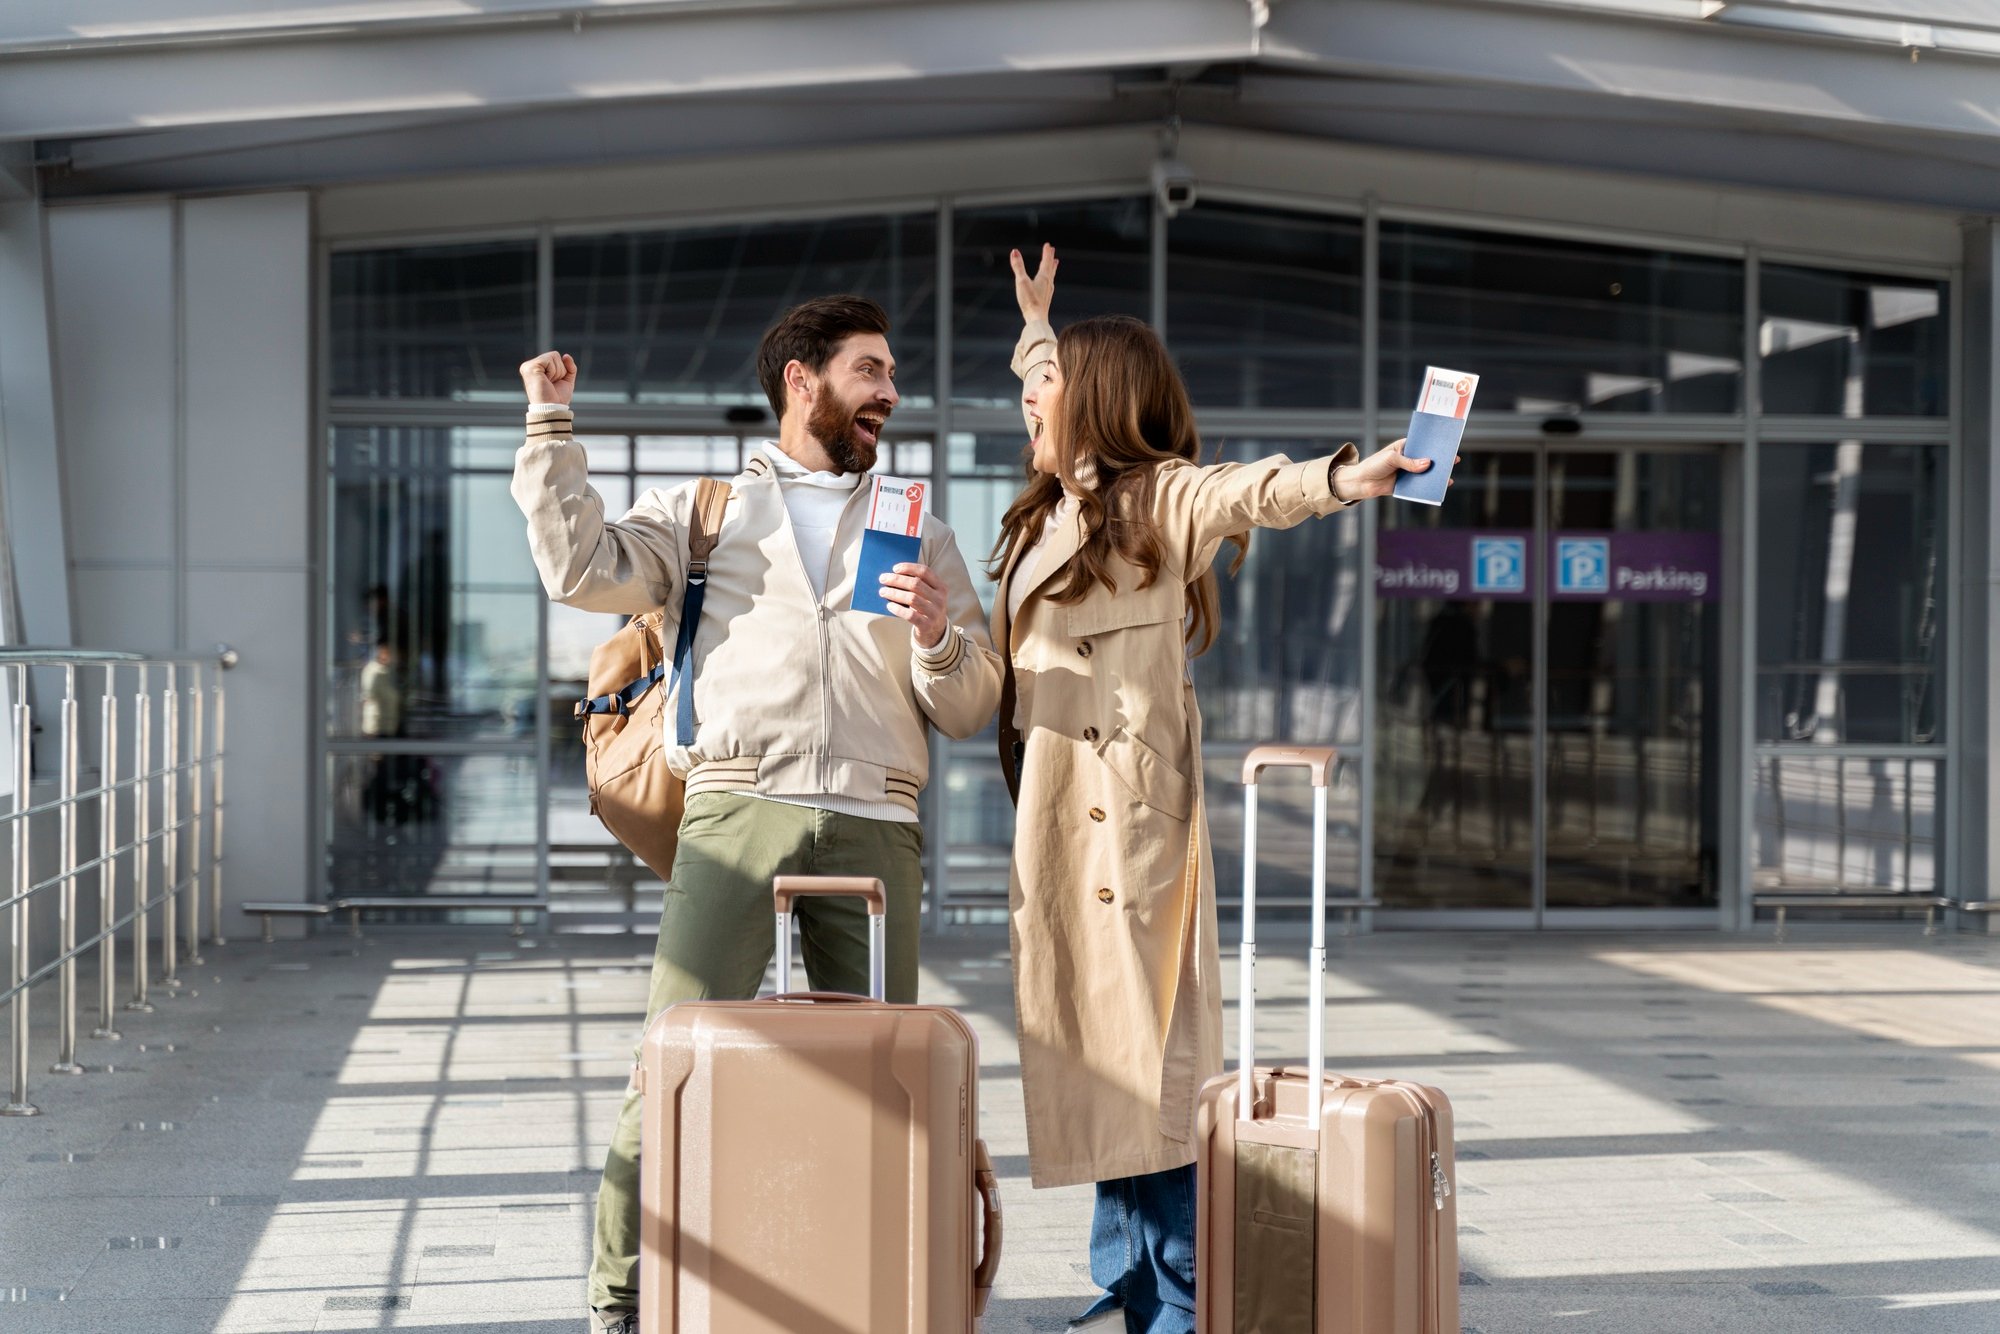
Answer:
[{"xmin": 588, "ymin": 791, "xmax": 924, "ymax": 1313}]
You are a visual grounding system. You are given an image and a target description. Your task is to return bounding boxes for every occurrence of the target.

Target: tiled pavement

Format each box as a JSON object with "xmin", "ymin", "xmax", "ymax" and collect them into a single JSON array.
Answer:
[{"xmin": 6, "ymin": 923, "xmax": 2000, "ymax": 1332}]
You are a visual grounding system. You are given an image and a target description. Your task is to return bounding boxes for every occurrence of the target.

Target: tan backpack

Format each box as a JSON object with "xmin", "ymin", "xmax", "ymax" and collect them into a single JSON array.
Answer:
[{"xmin": 574, "ymin": 477, "xmax": 731, "ymax": 880}]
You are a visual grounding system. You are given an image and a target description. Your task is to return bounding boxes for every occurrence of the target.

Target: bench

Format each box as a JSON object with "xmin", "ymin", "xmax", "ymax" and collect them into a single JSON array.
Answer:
[
  {"xmin": 1751, "ymin": 892, "xmax": 1951, "ymax": 942},
  {"xmin": 1952, "ymin": 900, "xmax": 2000, "ymax": 929},
  {"xmin": 241, "ymin": 901, "xmax": 333, "ymax": 943},
  {"xmin": 243, "ymin": 895, "xmax": 548, "ymax": 942},
  {"xmin": 1231, "ymin": 895, "xmax": 1385, "ymax": 937}
]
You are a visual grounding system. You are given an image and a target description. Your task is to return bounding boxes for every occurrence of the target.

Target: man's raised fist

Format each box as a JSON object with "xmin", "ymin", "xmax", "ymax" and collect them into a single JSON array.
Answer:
[{"xmin": 520, "ymin": 351, "xmax": 578, "ymax": 406}]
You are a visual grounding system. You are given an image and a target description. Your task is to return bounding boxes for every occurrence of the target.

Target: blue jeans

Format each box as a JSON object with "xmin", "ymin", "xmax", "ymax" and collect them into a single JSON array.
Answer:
[{"xmin": 1079, "ymin": 1163, "xmax": 1197, "ymax": 1334}]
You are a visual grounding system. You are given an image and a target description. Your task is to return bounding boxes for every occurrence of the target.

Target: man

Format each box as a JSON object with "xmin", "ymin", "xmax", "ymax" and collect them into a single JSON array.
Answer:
[
  {"xmin": 512, "ymin": 295, "xmax": 1002, "ymax": 1333},
  {"xmin": 358, "ymin": 639, "xmax": 402, "ymax": 741},
  {"xmin": 358, "ymin": 639, "xmax": 407, "ymax": 827}
]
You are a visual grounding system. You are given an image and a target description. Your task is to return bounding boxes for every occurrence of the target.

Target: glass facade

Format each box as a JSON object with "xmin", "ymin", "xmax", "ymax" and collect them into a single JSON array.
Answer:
[
  {"xmin": 554, "ymin": 214, "xmax": 938, "ymax": 411},
  {"xmin": 325, "ymin": 424, "xmax": 543, "ymax": 895},
  {"xmin": 1755, "ymin": 443, "xmax": 1945, "ymax": 746},
  {"xmin": 1167, "ymin": 205, "xmax": 1363, "ymax": 409},
  {"xmin": 1760, "ymin": 267, "xmax": 1949, "ymax": 417},
  {"xmin": 1380, "ymin": 224, "xmax": 1744, "ymax": 416},
  {"xmin": 330, "ymin": 241, "xmax": 535, "ymax": 401},
  {"xmin": 952, "ymin": 199, "xmax": 1152, "ymax": 407},
  {"xmin": 324, "ymin": 196, "xmax": 1953, "ymax": 921},
  {"xmin": 1750, "ymin": 441, "xmax": 1946, "ymax": 895}
]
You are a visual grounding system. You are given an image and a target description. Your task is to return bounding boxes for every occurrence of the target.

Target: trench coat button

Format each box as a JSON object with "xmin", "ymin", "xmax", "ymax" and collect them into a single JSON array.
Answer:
[
  {"xmin": 1098, "ymin": 887, "xmax": 1115, "ymax": 904},
  {"xmin": 1089, "ymin": 807, "xmax": 1105, "ymax": 822},
  {"xmin": 1082, "ymin": 726, "xmax": 1099, "ymax": 742},
  {"xmin": 1078, "ymin": 641, "xmax": 1093, "ymax": 658}
]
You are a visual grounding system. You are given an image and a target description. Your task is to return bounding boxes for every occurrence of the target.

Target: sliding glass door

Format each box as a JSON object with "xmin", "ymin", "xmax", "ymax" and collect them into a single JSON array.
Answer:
[{"xmin": 1374, "ymin": 445, "xmax": 1723, "ymax": 922}]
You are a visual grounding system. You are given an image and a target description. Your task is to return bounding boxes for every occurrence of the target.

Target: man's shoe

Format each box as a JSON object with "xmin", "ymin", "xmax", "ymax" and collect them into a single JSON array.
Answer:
[
  {"xmin": 589, "ymin": 1307, "xmax": 638, "ymax": 1334},
  {"xmin": 1065, "ymin": 1310, "xmax": 1125, "ymax": 1333}
]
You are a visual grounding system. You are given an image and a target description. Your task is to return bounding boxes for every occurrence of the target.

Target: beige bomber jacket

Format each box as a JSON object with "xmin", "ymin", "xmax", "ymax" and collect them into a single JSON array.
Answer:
[{"xmin": 512, "ymin": 407, "xmax": 1003, "ymax": 814}]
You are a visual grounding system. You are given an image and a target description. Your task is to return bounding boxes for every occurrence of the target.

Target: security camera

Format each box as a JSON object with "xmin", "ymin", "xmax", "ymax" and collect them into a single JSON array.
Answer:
[{"xmin": 1152, "ymin": 156, "xmax": 1198, "ymax": 218}]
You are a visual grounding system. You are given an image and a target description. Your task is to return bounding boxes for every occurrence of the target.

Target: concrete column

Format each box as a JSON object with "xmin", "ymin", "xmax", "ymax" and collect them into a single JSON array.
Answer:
[
  {"xmin": 1959, "ymin": 219, "xmax": 1998, "ymax": 918},
  {"xmin": 0, "ymin": 149, "xmax": 74, "ymax": 649},
  {"xmin": 179, "ymin": 192, "xmax": 313, "ymax": 923},
  {"xmin": 46, "ymin": 191, "xmax": 313, "ymax": 927}
]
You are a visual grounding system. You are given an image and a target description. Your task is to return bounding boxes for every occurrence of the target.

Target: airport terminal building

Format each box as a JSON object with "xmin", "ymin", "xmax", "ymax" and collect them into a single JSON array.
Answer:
[{"xmin": 0, "ymin": 0, "xmax": 1990, "ymax": 933}]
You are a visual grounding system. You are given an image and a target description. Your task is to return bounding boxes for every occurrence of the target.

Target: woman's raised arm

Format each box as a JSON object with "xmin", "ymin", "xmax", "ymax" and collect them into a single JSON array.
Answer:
[{"xmin": 1008, "ymin": 245, "xmax": 1059, "ymax": 425}]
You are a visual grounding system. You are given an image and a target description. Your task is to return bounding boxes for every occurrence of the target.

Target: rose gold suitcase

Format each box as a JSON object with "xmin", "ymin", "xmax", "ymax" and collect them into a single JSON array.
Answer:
[
  {"xmin": 1195, "ymin": 747, "xmax": 1457, "ymax": 1334},
  {"xmin": 637, "ymin": 876, "xmax": 1003, "ymax": 1333}
]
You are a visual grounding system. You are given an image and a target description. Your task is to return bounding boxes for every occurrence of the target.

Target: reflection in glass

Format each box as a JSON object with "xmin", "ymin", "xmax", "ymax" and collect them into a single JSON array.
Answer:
[
  {"xmin": 1380, "ymin": 223, "xmax": 1742, "ymax": 415},
  {"xmin": 1756, "ymin": 443, "xmax": 1944, "ymax": 744},
  {"xmin": 554, "ymin": 214, "xmax": 936, "ymax": 409},
  {"xmin": 1374, "ymin": 453, "xmax": 1536, "ymax": 909},
  {"xmin": 1168, "ymin": 203, "xmax": 1363, "ymax": 409},
  {"xmin": 1760, "ymin": 266, "xmax": 1948, "ymax": 417},
  {"xmin": 939, "ymin": 428, "xmax": 1091, "ymax": 904},
  {"xmin": 327, "ymin": 751, "xmax": 538, "ymax": 896},
  {"xmin": 330, "ymin": 241, "xmax": 535, "ymax": 401},
  {"xmin": 1753, "ymin": 755, "xmax": 1937, "ymax": 894},
  {"xmin": 1543, "ymin": 452, "xmax": 1720, "ymax": 909},
  {"xmin": 328, "ymin": 428, "xmax": 542, "ymax": 742},
  {"xmin": 1195, "ymin": 439, "xmax": 1363, "ymax": 745},
  {"xmin": 1196, "ymin": 439, "xmax": 1366, "ymax": 907},
  {"xmin": 939, "ymin": 433, "xmax": 1369, "ymax": 910},
  {"xmin": 936, "ymin": 436, "xmax": 1021, "ymax": 905},
  {"xmin": 941, "ymin": 433, "xmax": 1030, "ymax": 617},
  {"xmin": 953, "ymin": 198, "xmax": 1151, "ymax": 407}
]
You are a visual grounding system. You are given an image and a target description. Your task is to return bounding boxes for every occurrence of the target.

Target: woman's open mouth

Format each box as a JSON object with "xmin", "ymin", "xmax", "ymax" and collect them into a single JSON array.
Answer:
[{"xmin": 1029, "ymin": 416, "xmax": 1044, "ymax": 442}]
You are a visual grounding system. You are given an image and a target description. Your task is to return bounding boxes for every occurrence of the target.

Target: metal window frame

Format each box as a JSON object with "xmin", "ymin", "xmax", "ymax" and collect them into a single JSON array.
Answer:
[
  {"xmin": 545, "ymin": 196, "xmax": 947, "ymax": 241},
  {"xmin": 310, "ymin": 235, "xmax": 332, "ymax": 906},
  {"xmin": 1944, "ymin": 257, "xmax": 1966, "ymax": 910},
  {"xmin": 1736, "ymin": 247, "xmax": 1761, "ymax": 932},
  {"xmin": 534, "ymin": 224, "xmax": 555, "ymax": 916},
  {"xmin": 1357, "ymin": 192, "xmax": 1380, "ymax": 934},
  {"xmin": 925, "ymin": 199, "xmax": 954, "ymax": 934}
]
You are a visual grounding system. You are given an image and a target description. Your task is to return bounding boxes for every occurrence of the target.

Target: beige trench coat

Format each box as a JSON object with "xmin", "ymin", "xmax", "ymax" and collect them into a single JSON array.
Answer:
[{"xmin": 995, "ymin": 320, "xmax": 1359, "ymax": 1189}]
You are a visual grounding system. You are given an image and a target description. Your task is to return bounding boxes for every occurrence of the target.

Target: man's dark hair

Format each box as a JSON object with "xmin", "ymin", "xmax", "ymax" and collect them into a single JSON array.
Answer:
[{"xmin": 755, "ymin": 295, "xmax": 891, "ymax": 419}]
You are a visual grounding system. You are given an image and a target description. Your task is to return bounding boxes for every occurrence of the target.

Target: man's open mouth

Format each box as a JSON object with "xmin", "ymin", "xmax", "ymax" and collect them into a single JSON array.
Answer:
[{"xmin": 853, "ymin": 410, "xmax": 888, "ymax": 446}]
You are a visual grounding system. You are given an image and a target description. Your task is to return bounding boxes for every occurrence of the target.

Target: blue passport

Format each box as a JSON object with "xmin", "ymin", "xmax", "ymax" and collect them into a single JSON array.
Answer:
[
  {"xmin": 852, "ymin": 529, "xmax": 923, "ymax": 617},
  {"xmin": 850, "ymin": 475, "xmax": 929, "ymax": 617},
  {"xmin": 1392, "ymin": 366, "xmax": 1479, "ymax": 507}
]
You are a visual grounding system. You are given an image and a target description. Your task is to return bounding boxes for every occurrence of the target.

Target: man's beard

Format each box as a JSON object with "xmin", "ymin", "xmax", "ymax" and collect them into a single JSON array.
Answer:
[{"xmin": 807, "ymin": 391, "xmax": 884, "ymax": 474}]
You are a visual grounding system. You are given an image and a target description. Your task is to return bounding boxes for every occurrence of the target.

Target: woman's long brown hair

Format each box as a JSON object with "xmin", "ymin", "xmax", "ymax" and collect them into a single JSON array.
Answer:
[{"xmin": 987, "ymin": 315, "xmax": 1248, "ymax": 655}]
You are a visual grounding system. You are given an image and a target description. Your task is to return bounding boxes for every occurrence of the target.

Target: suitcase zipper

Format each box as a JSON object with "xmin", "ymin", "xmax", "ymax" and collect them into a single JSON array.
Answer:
[
  {"xmin": 1403, "ymin": 1084, "xmax": 1450, "ymax": 1333},
  {"xmin": 1397, "ymin": 1082, "xmax": 1451, "ymax": 1211},
  {"xmin": 1403, "ymin": 1085, "xmax": 1438, "ymax": 1333}
]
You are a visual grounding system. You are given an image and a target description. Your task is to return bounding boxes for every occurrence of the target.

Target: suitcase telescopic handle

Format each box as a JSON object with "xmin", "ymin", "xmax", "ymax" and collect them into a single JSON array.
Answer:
[
  {"xmin": 1241, "ymin": 744, "xmax": 1335, "ymax": 788},
  {"xmin": 1237, "ymin": 743, "xmax": 1335, "ymax": 1131},
  {"xmin": 772, "ymin": 876, "xmax": 887, "ymax": 1002}
]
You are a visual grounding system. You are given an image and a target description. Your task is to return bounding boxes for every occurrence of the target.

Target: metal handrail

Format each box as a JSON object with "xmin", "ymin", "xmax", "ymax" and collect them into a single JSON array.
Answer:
[{"xmin": 3, "ymin": 648, "xmax": 235, "ymax": 1117}]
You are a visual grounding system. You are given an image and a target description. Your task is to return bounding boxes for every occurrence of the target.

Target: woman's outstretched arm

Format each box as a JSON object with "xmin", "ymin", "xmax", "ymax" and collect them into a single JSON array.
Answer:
[{"xmin": 1153, "ymin": 438, "xmax": 1440, "ymax": 577}]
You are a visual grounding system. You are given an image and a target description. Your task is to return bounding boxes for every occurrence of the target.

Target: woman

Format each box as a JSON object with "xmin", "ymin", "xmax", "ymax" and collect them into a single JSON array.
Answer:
[{"xmin": 991, "ymin": 244, "xmax": 1440, "ymax": 1334}]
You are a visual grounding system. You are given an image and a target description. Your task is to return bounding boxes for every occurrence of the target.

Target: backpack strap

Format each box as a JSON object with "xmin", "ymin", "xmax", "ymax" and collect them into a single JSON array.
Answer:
[
  {"xmin": 574, "ymin": 481, "xmax": 729, "ymax": 721},
  {"xmin": 668, "ymin": 477, "xmax": 731, "ymax": 746}
]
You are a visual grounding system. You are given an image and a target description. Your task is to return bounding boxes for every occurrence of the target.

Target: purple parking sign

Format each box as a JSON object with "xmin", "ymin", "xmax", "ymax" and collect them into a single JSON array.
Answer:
[
  {"xmin": 1549, "ymin": 532, "xmax": 1719, "ymax": 602},
  {"xmin": 1376, "ymin": 529, "xmax": 1533, "ymax": 601},
  {"xmin": 1377, "ymin": 530, "xmax": 1719, "ymax": 602}
]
